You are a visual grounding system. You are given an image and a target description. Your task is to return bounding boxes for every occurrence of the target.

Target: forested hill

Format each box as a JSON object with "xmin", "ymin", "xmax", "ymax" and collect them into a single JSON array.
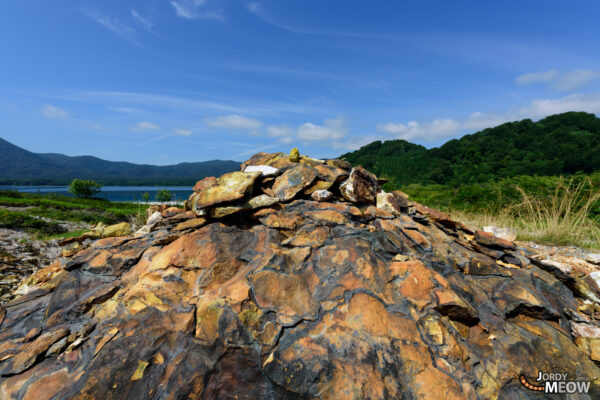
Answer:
[
  {"xmin": 340, "ymin": 112, "xmax": 600, "ymax": 185},
  {"xmin": 0, "ymin": 138, "xmax": 240, "ymax": 185}
]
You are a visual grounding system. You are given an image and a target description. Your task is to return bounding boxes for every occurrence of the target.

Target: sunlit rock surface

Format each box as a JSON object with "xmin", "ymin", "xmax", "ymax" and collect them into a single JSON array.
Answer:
[{"xmin": 1, "ymin": 151, "xmax": 600, "ymax": 399}]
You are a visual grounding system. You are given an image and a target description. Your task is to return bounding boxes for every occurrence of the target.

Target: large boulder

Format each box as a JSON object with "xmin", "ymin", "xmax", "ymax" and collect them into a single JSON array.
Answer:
[{"xmin": 2, "ymin": 152, "xmax": 600, "ymax": 399}]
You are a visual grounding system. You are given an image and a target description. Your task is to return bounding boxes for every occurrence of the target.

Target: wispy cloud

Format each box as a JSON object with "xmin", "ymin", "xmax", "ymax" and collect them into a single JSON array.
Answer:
[
  {"xmin": 173, "ymin": 128, "xmax": 193, "ymax": 136},
  {"xmin": 33, "ymin": 89, "xmax": 328, "ymax": 118},
  {"xmin": 84, "ymin": 9, "xmax": 138, "ymax": 45},
  {"xmin": 297, "ymin": 116, "xmax": 346, "ymax": 142},
  {"xmin": 377, "ymin": 119, "xmax": 459, "ymax": 142},
  {"xmin": 170, "ymin": 0, "xmax": 224, "ymax": 21},
  {"xmin": 205, "ymin": 114, "xmax": 262, "ymax": 129},
  {"xmin": 516, "ymin": 69, "xmax": 600, "ymax": 91},
  {"xmin": 107, "ymin": 106, "xmax": 142, "ymax": 114},
  {"xmin": 131, "ymin": 121, "xmax": 160, "ymax": 132},
  {"xmin": 515, "ymin": 70, "xmax": 558, "ymax": 85},
  {"xmin": 131, "ymin": 10, "xmax": 153, "ymax": 30},
  {"xmin": 554, "ymin": 70, "xmax": 600, "ymax": 91},
  {"xmin": 41, "ymin": 104, "xmax": 69, "ymax": 120},
  {"xmin": 244, "ymin": 1, "xmax": 380, "ymax": 39}
]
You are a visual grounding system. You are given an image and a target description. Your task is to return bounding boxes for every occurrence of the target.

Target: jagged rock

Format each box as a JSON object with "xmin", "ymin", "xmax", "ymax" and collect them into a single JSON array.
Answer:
[
  {"xmin": 339, "ymin": 166, "xmax": 379, "ymax": 203},
  {"xmin": 135, "ymin": 211, "xmax": 162, "ymax": 236},
  {"xmin": 272, "ymin": 164, "xmax": 318, "ymax": 201},
  {"xmin": 311, "ymin": 189, "xmax": 333, "ymax": 202},
  {"xmin": 376, "ymin": 191, "xmax": 408, "ymax": 216},
  {"xmin": 587, "ymin": 254, "xmax": 600, "ymax": 265},
  {"xmin": 325, "ymin": 158, "xmax": 351, "ymax": 170},
  {"xmin": 209, "ymin": 195, "xmax": 280, "ymax": 218},
  {"xmin": 2, "ymin": 152, "xmax": 600, "ymax": 399},
  {"xmin": 474, "ymin": 229, "xmax": 515, "ymax": 249},
  {"xmin": 483, "ymin": 225, "xmax": 517, "ymax": 242},
  {"xmin": 188, "ymin": 171, "xmax": 261, "ymax": 213},
  {"xmin": 60, "ymin": 222, "xmax": 132, "ymax": 245}
]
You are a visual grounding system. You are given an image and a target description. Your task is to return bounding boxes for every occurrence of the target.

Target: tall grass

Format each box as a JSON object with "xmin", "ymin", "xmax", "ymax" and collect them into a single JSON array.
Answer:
[{"xmin": 448, "ymin": 177, "xmax": 600, "ymax": 249}]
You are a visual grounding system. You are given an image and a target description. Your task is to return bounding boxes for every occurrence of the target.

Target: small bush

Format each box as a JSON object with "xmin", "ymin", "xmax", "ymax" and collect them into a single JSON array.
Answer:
[
  {"xmin": 69, "ymin": 179, "xmax": 102, "ymax": 198},
  {"xmin": 155, "ymin": 189, "xmax": 173, "ymax": 203}
]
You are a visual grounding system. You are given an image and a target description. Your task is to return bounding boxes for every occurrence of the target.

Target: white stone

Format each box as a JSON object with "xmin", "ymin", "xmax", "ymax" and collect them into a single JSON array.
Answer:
[
  {"xmin": 376, "ymin": 191, "xmax": 404, "ymax": 216},
  {"xmin": 571, "ymin": 322, "xmax": 600, "ymax": 338},
  {"xmin": 483, "ymin": 225, "xmax": 517, "ymax": 242},
  {"xmin": 539, "ymin": 259, "xmax": 572, "ymax": 274},
  {"xmin": 590, "ymin": 271, "xmax": 600, "ymax": 291},
  {"xmin": 586, "ymin": 254, "xmax": 600, "ymax": 265},
  {"xmin": 243, "ymin": 165, "xmax": 279, "ymax": 176},
  {"xmin": 311, "ymin": 190, "xmax": 333, "ymax": 202},
  {"xmin": 146, "ymin": 211, "xmax": 162, "ymax": 226}
]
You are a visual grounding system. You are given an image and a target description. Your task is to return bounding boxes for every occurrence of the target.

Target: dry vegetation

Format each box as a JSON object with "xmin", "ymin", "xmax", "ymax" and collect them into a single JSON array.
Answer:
[{"xmin": 449, "ymin": 177, "xmax": 600, "ymax": 249}]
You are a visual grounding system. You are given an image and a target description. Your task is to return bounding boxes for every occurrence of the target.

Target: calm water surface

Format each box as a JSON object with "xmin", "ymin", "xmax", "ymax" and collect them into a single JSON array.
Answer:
[{"xmin": 0, "ymin": 186, "xmax": 194, "ymax": 202}]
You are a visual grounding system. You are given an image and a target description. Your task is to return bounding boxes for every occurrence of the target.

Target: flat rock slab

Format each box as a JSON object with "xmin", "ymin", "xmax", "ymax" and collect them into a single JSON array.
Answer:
[
  {"xmin": 190, "ymin": 171, "xmax": 261, "ymax": 210},
  {"xmin": 272, "ymin": 164, "xmax": 317, "ymax": 201}
]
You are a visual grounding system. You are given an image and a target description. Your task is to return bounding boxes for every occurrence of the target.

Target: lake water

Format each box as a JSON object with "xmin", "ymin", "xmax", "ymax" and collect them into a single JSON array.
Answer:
[{"xmin": 0, "ymin": 186, "xmax": 194, "ymax": 203}]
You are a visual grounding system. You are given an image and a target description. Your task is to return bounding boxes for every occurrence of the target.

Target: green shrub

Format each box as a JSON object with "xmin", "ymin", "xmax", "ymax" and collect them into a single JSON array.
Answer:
[
  {"xmin": 155, "ymin": 189, "xmax": 173, "ymax": 203},
  {"xmin": 68, "ymin": 179, "xmax": 102, "ymax": 198}
]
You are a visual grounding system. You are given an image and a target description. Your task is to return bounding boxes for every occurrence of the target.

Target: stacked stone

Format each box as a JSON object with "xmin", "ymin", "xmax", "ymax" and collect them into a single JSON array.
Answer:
[{"xmin": 183, "ymin": 149, "xmax": 410, "ymax": 221}]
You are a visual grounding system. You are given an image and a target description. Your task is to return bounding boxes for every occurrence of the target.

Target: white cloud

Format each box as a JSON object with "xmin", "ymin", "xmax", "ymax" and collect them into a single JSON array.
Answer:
[
  {"xmin": 170, "ymin": 0, "xmax": 224, "ymax": 21},
  {"xmin": 173, "ymin": 128, "xmax": 193, "ymax": 136},
  {"xmin": 131, "ymin": 10, "xmax": 153, "ymax": 30},
  {"xmin": 376, "ymin": 119, "xmax": 460, "ymax": 141},
  {"xmin": 554, "ymin": 70, "xmax": 600, "ymax": 91},
  {"xmin": 463, "ymin": 111, "xmax": 510, "ymax": 131},
  {"xmin": 515, "ymin": 70, "xmax": 558, "ymax": 85},
  {"xmin": 267, "ymin": 124, "xmax": 293, "ymax": 137},
  {"xmin": 205, "ymin": 114, "xmax": 262, "ymax": 129},
  {"xmin": 297, "ymin": 116, "xmax": 346, "ymax": 142},
  {"xmin": 375, "ymin": 91, "xmax": 600, "ymax": 145},
  {"xmin": 41, "ymin": 104, "xmax": 69, "ymax": 120},
  {"xmin": 85, "ymin": 10, "xmax": 137, "ymax": 44},
  {"xmin": 333, "ymin": 135, "xmax": 386, "ymax": 151},
  {"xmin": 131, "ymin": 121, "xmax": 160, "ymax": 132},
  {"xmin": 515, "ymin": 69, "xmax": 600, "ymax": 91},
  {"xmin": 520, "ymin": 92, "xmax": 600, "ymax": 118}
]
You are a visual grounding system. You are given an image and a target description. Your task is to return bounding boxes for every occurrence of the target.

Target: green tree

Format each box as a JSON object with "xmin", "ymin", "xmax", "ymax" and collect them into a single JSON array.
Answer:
[
  {"xmin": 141, "ymin": 192, "xmax": 150, "ymax": 203},
  {"xmin": 155, "ymin": 189, "xmax": 173, "ymax": 203},
  {"xmin": 68, "ymin": 179, "xmax": 102, "ymax": 198}
]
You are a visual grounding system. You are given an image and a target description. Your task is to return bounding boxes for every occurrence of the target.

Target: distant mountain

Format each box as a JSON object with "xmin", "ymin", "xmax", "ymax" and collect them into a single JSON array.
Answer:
[
  {"xmin": 341, "ymin": 112, "xmax": 600, "ymax": 186},
  {"xmin": 0, "ymin": 138, "xmax": 240, "ymax": 185}
]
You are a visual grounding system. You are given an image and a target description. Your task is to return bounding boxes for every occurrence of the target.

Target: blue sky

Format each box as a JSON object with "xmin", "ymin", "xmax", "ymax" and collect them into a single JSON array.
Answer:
[{"xmin": 1, "ymin": 0, "xmax": 600, "ymax": 164}]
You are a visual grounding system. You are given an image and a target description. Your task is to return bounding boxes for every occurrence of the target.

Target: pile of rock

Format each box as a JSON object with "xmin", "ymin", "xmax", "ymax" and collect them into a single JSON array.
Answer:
[
  {"xmin": 2, "ymin": 150, "xmax": 600, "ymax": 399},
  {"xmin": 182, "ymin": 149, "xmax": 408, "ymax": 220}
]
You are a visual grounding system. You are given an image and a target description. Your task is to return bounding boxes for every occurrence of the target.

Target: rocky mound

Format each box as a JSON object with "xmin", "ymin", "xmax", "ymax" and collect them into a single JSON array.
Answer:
[{"xmin": 1, "ymin": 150, "xmax": 600, "ymax": 399}]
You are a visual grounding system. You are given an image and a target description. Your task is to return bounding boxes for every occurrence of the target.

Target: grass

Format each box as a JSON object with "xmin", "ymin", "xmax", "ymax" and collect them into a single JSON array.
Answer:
[
  {"xmin": 404, "ymin": 176, "xmax": 600, "ymax": 249},
  {"xmin": 0, "ymin": 190, "xmax": 141, "ymax": 236}
]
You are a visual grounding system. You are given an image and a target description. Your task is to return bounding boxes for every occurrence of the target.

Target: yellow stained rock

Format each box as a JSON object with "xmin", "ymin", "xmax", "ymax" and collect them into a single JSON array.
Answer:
[
  {"xmin": 131, "ymin": 360, "xmax": 149, "ymax": 381},
  {"xmin": 289, "ymin": 147, "xmax": 300, "ymax": 162}
]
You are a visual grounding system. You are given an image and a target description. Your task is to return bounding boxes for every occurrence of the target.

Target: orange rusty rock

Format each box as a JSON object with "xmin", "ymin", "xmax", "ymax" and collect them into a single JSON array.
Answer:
[
  {"xmin": 173, "ymin": 217, "xmax": 206, "ymax": 232},
  {"xmin": 2, "ymin": 152, "xmax": 600, "ymax": 399}
]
